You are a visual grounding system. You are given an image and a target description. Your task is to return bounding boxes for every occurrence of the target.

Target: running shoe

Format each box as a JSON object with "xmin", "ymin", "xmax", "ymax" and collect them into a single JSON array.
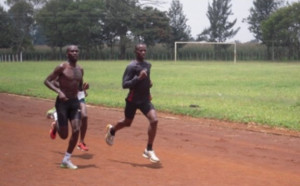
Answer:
[
  {"xmin": 46, "ymin": 107, "xmax": 56, "ymax": 119},
  {"xmin": 49, "ymin": 121, "xmax": 56, "ymax": 140},
  {"xmin": 77, "ymin": 142, "xmax": 89, "ymax": 151},
  {"xmin": 105, "ymin": 124, "xmax": 114, "ymax": 146},
  {"xmin": 143, "ymin": 149, "xmax": 160, "ymax": 163},
  {"xmin": 60, "ymin": 160, "xmax": 78, "ymax": 170}
]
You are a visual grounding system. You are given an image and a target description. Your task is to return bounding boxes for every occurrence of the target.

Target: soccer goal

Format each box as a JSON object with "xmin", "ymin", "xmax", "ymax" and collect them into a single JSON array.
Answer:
[{"xmin": 174, "ymin": 41, "xmax": 237, "ymax": 63}]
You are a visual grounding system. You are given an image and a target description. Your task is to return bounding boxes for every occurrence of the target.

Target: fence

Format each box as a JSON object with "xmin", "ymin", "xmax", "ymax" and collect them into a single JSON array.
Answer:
[
  {"xmin": 1, "ymin": 43, "xmax": 300, "ymax": 61},
  {"xmin": 0, "ymin": 53, "xmax": 23, "ymax": 62}
]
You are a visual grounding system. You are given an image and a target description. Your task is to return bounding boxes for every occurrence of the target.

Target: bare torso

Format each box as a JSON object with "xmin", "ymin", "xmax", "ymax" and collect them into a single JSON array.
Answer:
[
  {"xmin": 44, "ymin": 45, "xmax": 83, "ymax": 100},
  {"xmin": 58, "ymin": 62, "xmax": 83, "ymax": 99}
]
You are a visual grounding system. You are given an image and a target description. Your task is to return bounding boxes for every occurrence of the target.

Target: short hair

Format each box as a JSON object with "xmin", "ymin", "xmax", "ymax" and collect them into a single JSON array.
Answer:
[
  {"xmin": 135, "ymin": 43, "xmax": 146, "ymax": 50},
  {"xmin": 66, "ymin": 45, "xmax": 78, "ymax": 53}
]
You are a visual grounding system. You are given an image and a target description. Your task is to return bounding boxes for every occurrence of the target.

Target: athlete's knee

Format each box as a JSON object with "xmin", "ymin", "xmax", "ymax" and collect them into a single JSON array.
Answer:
[
  {"xmin": 59, "ymin": 134, "xmax": 68, "ymax": 139},
  {"xmin": 81, "ymin": 116, "xmax": 88, "ymax": 124},
  {"xmin": 81, "ymin": 112, "xmax": 88, "ymax": 118},
  {"xmin": 147, "ymin": 109, "xmax": 158, "ymax": 126},
  {"xmin": 58, "ymin": 128, "xmax": 68, "ymax": 139},
  {"xmin": 150, "ymin": 118, "xmax": 158, "ymax": 126},
  {"xmin": 72, "ymin": 125, "xmax": 81, "ymax": 133},
  {"xmin": 123, "ymin": 118, "xmax": 133, "ymax": 127},
  {"xmin": 70, "ymin": 119, "xmax": 81, "ymax": 133}
]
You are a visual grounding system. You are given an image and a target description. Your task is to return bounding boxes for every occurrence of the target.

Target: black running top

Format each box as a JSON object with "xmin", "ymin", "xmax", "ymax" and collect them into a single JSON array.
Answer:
[{"xmin": 122, "ymin": 60, "xmax": 152, "ymax": 104}]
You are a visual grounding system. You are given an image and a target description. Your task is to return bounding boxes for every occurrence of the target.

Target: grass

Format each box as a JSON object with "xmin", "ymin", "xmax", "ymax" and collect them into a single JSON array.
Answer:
[{"xmin": 0, "ymin": 61, "xmax": 299, "ymax": 130}]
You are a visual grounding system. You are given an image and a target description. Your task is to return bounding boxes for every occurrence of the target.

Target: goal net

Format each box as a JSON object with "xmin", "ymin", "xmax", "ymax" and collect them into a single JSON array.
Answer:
[{"xmin": 174, "ymin": 41, "xmax": 237, "ymax": 63}]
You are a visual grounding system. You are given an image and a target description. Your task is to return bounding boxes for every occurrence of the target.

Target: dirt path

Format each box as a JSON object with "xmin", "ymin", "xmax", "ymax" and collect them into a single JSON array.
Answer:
[{"xmin": 1, "ymin": 93, "xmax": 300, "ymax": 186}]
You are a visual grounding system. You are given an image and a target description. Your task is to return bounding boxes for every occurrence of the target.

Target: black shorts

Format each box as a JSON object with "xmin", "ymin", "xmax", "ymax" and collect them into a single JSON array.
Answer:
[
  {"xmin": 55, "ymin": 97, "xmax": 81, "ymax": 127},
  {"xmin": 79, "ymin": 98, "xmax": 85, "ymax": 103},
  {"xmin": 125, "ymin": 100, "xmax": 155, "ymax": 120}
]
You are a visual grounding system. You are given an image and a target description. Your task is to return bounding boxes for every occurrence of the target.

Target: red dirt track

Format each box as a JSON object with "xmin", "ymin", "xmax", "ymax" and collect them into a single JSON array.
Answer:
[{"xmin": 1, "ymin": 93, "xmax": 300, "ymax": 186}]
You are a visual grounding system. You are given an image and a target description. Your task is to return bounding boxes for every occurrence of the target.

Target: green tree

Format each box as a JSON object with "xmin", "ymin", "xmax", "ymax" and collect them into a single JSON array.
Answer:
[
  {"xmin": 36, "ymin": 0, "xmax": 104, "ymax": 56},
  {"xmin": 64, "ymin": 0, "xmax": 105, "ymax": 58},
  {"xmin": 244, "ymin": 0, "xmax": 283, "ymax": 42},
  {"xmin": 36, "ymin": 0, "xmax": 105, "ymax": 58},
  {"xmin": 167, "ymin": 0, "xmax": 191, "ymax": 49},
  {"xmin": 197, "ymin": 0, "xmax": 240, "ymax": 42},
  {"xmin": 103, "ymin": 0, "xmax": 138, "ymax": 59},
  {"xmin": 0, "ymin": 6, "xmax": 13, "ymax": 48},
  {"xmin": 132, "ymin": 6, "xmax": 170, "ymax": 47},
  {"xmin": 8, "ymin": 0, "xmax": 34, "ymax": 53},
  {"xmin": 261, "ymin": 2, "xmax": 300, "ymax": 60},
  {"xmin": 6, "ymin": 0, "xmax": 48, "ymax": 46},
  {"xmin": 36, "ymin": 0, "xmax": 76, "ymax": 56}
]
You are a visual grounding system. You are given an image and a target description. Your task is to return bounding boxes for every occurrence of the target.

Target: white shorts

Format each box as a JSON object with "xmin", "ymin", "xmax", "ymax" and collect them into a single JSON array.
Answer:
[
  {"xmin": 77, "ymin": 91, "xmax": 85, "ymax": 101},
  {"xmin": 53, "ymin": 111, "xmax": 58, "ymax": 121}
]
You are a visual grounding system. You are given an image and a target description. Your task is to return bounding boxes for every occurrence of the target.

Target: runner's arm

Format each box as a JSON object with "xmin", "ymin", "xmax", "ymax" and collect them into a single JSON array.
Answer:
[
  {"xmin": 122, "ymin": 65, "xmax": 140, "ymax": 89},
  {"xmin": 44, "ymin": 64, "xmax": 67, "ymax": 100}
]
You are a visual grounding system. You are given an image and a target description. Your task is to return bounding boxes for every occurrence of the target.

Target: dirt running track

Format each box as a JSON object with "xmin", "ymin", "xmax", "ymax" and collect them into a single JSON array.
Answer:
[{"xmin": 1, "ymin": 93, "xmax": 300, "ymax": 186}]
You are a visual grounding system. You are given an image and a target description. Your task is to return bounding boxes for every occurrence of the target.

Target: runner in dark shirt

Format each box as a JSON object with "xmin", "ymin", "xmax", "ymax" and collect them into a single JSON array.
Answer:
[
  {"xmin": 123, "ymin": 59, "xmax": 152, "ymax": 104},
  {"xmin": 105, "ymin": 43, "xmax": 160, "ymax": 163}
]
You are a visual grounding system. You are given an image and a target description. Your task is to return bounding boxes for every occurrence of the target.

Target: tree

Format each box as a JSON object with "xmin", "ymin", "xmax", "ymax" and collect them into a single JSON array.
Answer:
[
  {"xmin": 5, "ymin": 0, "xmax": 47, "ymax": 8},
  {"xmin": 102, "ymin": 0, "xmax": 138, "ymax": 59},
  {"xmin": 197, "ymin": 0, "xmax": 240, "ymax": 42},
  {"xmin": 36, "ymin": 0, "xmax": 105, "ymax": 58},
  {"xmin": 8, "ymin": 0, "xmax": 34, "ymax": 53},
  {"xmin": 0, "ymin": 6, "xmax": 13, "ymax": 48},
  {"xmin": 131, "ymin": 6, "xmax": 170, "ymax": 47},
  {"xmin": 64, "ymin": 0, "xmax": 105, "ymax": 58},
  {"xmin": 244, "ymin": 0, "xmax": 283, "ymax": 42},
  {"xmin": 261, "ymin": 2, "xmax": 300, "ymax": 60},
  {"xmin": 36, "ymin": 0, "xmax": 74, "ymax": 55},
  {"xmin": 6, "ymin": 0, "xmax": 48, "ymax": 47},
  {"xmin": 167, "ymin": 0, "xmax": 191, "ymax": 49}
]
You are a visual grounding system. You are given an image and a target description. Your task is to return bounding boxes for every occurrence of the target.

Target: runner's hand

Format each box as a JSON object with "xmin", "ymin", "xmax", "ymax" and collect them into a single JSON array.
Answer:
[
  {"xmin": 58, "ymin": 91, "xmax": 68, "ymax": 101},
  {"xmin": 83, "ymin": 82, "xmax": 89, "ymax": 90},
  {"xmin": 138, "ymin": 69, "xmax": 147, "ymax": 80}
]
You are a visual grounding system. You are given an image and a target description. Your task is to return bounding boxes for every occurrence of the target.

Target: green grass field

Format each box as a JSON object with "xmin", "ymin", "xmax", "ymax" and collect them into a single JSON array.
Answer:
[{"xmin": 0, "ymin": 61, "xmax": 299, "ymax": 130}]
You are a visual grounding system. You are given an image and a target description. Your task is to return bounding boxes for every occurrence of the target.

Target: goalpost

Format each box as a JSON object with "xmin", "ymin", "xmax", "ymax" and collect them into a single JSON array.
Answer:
[{"xmin": 174, "ymin": 41, "xmax": 237, "ymax": 63}]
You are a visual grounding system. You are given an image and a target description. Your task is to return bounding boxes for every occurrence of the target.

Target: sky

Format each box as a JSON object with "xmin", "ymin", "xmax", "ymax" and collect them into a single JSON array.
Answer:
[{"xmin": 155, "ymin": 0, "xmax": 299, "ymax": 43}]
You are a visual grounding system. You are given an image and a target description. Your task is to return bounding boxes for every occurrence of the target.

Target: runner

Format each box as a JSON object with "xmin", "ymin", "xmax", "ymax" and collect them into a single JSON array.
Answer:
[
  {"xmin": 44, "ymin": 45, "xmax": 84, "ymax": 169},
  {"xmin": 47, "ymin": 82, "xmax": 90, "ymax": 151},
  {"xmin": 105, "ymin": 43, "xmax": 160, "ymax": 163}
]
